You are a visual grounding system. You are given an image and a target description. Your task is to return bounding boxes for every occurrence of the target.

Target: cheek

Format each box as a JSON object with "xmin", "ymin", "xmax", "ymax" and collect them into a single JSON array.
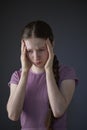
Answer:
[
  {"xmin": 27, "ymin": 53, "xmax": 33, "ymax": 62},
  {"xmin": 43, "ymin": 51, "xmax": 49, "ymax": 60}
]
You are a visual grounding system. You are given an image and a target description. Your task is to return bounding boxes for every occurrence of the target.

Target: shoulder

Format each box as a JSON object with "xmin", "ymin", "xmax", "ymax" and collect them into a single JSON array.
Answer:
[
  {"xmin": 59, "ymin": 64, "xmax": 75, "ymax": 75},
  {"xmin": 59, "ymin": 64, "xmax": 79, "ymax": 86},
  {"xmin": 11, "ymin": 68, "xmax": 22, "ymax": 79},
  {"xmin": 8, "ymin": 68, "xmax": 22, "ymax": 86}
]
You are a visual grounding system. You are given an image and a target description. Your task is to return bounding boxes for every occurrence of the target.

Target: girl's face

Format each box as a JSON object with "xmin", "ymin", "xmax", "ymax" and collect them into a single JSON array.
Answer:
[{"xmin": 25, "ymin": 38, "xmax": 49, "ymax": 69}]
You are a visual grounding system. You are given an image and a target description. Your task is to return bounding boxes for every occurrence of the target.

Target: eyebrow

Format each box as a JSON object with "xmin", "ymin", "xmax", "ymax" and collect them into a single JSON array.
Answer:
[{"xmin": 27, "ymin": 46, "xmax": 46, "ymax": 51}]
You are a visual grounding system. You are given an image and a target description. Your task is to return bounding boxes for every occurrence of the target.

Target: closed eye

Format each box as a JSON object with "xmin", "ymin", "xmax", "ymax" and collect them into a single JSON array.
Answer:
[
  {"xmin": 39, "ymin": 49, "xmax": 45, "ymax": 51},
  {"xmin": 27, "ymin": 50, "xmax": 33, "ymax": 54}
]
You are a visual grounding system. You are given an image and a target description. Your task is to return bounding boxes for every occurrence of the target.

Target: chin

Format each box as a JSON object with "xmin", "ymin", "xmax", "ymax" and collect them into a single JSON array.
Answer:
[{"xmin": 36, "ymin": 64, "xmax": 44, "ymax": 69}]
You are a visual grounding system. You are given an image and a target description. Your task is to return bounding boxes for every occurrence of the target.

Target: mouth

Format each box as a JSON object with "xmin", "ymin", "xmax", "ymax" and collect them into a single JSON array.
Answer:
[{"xmin": 35, "ymin": 61, "xmax": 42, "ymax": 65}]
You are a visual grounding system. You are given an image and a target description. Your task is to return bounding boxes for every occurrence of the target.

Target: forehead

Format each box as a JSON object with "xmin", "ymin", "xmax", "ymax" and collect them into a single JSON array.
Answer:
[{"xmin": 25, "ymin": 38, "xmax": 46, "ymax": 49}]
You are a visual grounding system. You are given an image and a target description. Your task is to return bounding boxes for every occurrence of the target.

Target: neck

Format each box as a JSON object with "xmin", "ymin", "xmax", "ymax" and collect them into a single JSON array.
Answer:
[{"xmin": 31, "ymin": 65, "xmax": 45, "ymax": 74}]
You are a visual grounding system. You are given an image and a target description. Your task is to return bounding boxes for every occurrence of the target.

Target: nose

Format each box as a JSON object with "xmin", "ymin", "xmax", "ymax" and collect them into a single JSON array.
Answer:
[{"xmin": 33, "ymin": 51, "xmax": 40, "ymax": 60}]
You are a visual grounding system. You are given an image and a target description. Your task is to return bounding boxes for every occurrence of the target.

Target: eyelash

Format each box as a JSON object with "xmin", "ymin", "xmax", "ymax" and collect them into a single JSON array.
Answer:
[
  {"xmin": 28, "ymin": 50, "xmax": 33, "ymax": 53},
  {"xmin": 39, "ymin": 49, "xmax": 45, "ymax": 51}
]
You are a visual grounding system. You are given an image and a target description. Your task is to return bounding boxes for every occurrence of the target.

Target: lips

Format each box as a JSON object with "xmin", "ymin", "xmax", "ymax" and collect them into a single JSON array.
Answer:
[
  {"xmin": 35, "ymin": 61, "xmax": 42, "ymax": 65},
  {"xmin": 36, "ymin": 61, "xmax": 42, "ymax": 64}
]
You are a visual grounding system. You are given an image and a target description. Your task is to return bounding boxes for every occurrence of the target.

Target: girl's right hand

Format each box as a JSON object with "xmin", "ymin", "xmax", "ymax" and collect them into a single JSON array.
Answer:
[{"xmin": 21, "ymin": 40, "xmax": 32, "ymax": 72}]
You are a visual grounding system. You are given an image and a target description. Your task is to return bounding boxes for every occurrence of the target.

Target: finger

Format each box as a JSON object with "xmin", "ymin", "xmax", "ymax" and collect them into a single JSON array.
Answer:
[
  {"xmin": 21, "ymin": 40, "xmax": 24, "ymax": 53},
  {"xmin": 47, "ymin": 40, "xmax": 55, "ymax": 61},
  {"xmin": 21, "ymin": 40, "xmax": 27, "ymax": 54},
  {"xmin": 46, "ymin": 39, "xmax": 53, "ymax": 53}
]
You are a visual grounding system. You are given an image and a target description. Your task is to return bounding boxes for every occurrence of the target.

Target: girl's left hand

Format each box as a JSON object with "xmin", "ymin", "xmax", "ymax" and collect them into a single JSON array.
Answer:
[{"xmin": 45, "ymin": 39, "xmax": 54, "ymax": 71}]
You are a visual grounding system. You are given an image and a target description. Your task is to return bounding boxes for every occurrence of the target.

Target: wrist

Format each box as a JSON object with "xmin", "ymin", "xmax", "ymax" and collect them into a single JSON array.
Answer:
[
  {"xmin": 21, "ymin": 68, "xmax": 29, "ymax": 74},
  {"xmin": 45, "ymin": 68, "xmax": 53, "ymax": 74}
]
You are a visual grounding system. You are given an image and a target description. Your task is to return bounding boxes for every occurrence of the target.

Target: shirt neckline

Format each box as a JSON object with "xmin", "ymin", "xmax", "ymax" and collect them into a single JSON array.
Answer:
[{"xmin": 29, "ymin": 68, "xmax": 45, "ymax": 75}]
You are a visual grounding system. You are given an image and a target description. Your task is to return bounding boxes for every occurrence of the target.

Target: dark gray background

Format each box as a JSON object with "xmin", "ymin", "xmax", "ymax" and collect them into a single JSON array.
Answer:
[{"xmin": 0, "ymin": 0, "xmax": 87, "ymax": 130}]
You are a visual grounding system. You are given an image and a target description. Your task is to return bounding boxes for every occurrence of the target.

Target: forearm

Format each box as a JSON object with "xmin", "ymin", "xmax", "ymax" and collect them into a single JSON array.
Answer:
[
  {"xmin": 46, "ymin": 69, "xmax": 67, "ymax": 118},
  {"xmin": 7, "ymin": 70, "xmax": 28, "ymax": 120}
]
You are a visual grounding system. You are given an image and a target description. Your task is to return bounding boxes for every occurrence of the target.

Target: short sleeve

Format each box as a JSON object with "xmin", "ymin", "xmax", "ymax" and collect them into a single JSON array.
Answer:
[
  {"xmin": 8, "ymin": 69, "xmax": 21, "ymax": 87},
  {"xmin": 59, "ymin": 65, "xmax": 79, "ymax": 86}
]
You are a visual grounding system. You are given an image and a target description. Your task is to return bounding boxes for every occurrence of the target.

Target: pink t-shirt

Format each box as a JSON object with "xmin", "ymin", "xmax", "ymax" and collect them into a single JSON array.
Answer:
[{"xmin": 8, "ymin": 65, "xmax": 78, "ymax": 130}]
